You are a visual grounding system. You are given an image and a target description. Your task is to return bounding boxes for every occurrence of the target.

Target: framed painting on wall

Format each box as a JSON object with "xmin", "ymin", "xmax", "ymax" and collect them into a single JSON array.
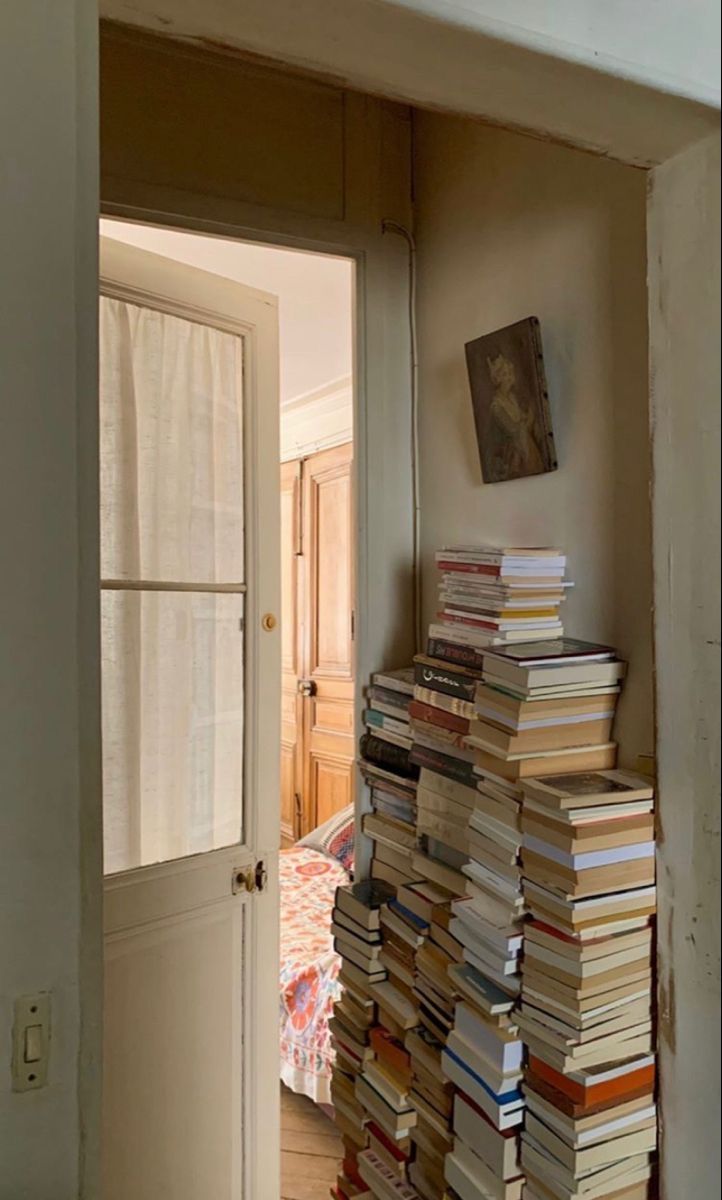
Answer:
[{"xmin": 465, "ymin": 316, "xmax": 558, "ymax": 484}]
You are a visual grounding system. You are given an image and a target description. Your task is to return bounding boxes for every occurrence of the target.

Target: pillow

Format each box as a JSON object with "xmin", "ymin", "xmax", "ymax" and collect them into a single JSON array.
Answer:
[{"xmin": 297, "ymin": 805, "xmax": 355, "ymax": 874}]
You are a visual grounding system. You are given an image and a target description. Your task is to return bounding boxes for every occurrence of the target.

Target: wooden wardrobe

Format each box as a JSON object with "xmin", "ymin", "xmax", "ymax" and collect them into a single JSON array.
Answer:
[{"xmin": 280, "ymin": 442, "xmax": 355, "ymax": 847}]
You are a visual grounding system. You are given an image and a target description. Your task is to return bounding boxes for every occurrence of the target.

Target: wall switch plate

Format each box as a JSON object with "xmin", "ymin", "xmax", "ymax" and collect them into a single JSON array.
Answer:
[{"xmin": 12, "ymin": 994, "xmax": 50, "ymax": 1091}]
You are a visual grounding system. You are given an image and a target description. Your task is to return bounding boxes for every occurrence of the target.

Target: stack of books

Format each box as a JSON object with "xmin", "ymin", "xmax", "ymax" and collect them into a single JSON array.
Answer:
[
  {"xmin": 331, "ymin": 880, "xmax": 395, "ymax": 1200},
  {"xmin": 360, "ymin": 668, "xmax": 420, "ymax": 895},
  {"xmin": 408, "ymin": 657, "xmax": 483, "ymax": 897},
  {"xmin": 466, "ymin": 639, "xmax": 627, "ymax": 786},
  {"xmin": 517, "ymin": 769, "xmax": 658, "ymax": 1200},
  {"xmin": 366, "ymin": 707, "xmax": 472, "ymax": 1200},
  {"xmin": 364, "ymin": 668, "xmax": 416, "ymax": 757},
  {"xmin": 373, "ymin": 880, "xmax": 459, "ymax": 1199},
  {"xmin": 349, "ymin": 546, "xmax": 657, "ymax": 1200},
  {"xmin": 439, "ymin": 773, "xmax": 527, "ymax": 1200},
  {"xmin": 429, "ymin": 546, "xmax": 571, "ymax": 665}
]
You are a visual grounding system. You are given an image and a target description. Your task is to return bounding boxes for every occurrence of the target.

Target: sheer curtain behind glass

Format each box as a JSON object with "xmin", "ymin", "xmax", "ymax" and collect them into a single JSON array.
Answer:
[{"xmin": 100, "ymin": 297, "xmax": 245, "ymax": 873}]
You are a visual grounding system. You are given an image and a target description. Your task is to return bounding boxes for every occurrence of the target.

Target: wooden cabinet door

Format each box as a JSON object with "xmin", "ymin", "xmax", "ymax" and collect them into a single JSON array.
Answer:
[
  {"xmin": 301, "ymin": 442, "xmax": 355, "ymax": 833},
  {"xmin": 280, "ymin": 459, "xmax": 302, "ymax": 847}
]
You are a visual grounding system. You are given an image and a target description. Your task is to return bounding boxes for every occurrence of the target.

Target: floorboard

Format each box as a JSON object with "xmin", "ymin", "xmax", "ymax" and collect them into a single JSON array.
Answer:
[{"xmin": 281, "ymin": 1084, "xmax": 341, "ymax": 1200}]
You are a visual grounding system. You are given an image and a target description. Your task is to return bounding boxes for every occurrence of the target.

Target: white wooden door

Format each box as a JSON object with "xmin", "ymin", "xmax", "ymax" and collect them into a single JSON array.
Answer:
[{"xmin": 99, "ymin": 236, "xmax": 280, "ymax": 1200}]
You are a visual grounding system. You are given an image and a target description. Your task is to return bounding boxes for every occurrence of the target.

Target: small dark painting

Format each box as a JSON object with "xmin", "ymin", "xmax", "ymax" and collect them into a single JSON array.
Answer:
[{"xmin": 465, "ymin": 316, "xmax": 558, "ymax": 484}]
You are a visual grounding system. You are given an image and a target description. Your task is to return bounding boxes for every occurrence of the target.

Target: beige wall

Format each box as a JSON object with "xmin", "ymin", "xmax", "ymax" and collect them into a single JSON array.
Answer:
[
  {"xmin": 98, "ymin": 0, "xmax": 720, "ymax": 166},
  {"xmin": 648, "ymin": 130, "xmax": 721, "ymax": 1199},
  {"xmin": 414, "ymin": 115, "xmax": 653, "ymax": 766}
]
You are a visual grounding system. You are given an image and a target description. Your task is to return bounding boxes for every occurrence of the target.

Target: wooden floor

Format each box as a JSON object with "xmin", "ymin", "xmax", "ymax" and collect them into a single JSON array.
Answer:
[{"xmin": 281, "ymin": 1083, "xmax": 342, "ymax": 1200}]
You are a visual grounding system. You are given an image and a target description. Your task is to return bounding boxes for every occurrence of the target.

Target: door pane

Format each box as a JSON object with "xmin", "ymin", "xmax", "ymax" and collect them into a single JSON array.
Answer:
[
  {"xmin": 100, "ymin": 296, "xmax": 245, "ymax": 585},
  {"xmin": 101, "ymin": 591, "xmax": 245, "ymax": 873}
]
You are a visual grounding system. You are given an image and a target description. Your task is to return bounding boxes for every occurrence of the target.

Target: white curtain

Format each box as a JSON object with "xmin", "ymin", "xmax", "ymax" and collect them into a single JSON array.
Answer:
[{"xmin": 100, "ymin": 297, "xmax": 246, "ymax": 874}]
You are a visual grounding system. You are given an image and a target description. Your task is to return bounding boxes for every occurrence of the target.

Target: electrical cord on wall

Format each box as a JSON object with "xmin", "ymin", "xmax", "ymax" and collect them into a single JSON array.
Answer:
[{"xmin": 382, "ymin": 219, "xmax": 422, "ymax": 655}]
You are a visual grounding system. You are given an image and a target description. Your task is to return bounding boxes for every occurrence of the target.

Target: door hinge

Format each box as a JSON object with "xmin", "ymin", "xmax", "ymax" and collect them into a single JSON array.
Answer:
[
  {"xmin": 294, "ymin": 792, "xmax": 303, "ymax": 841},
  {"xmin": 351, "ymin": 609, "xmax": 356, "ymax": 641},
  {"xmin": 232, "ymin": 860, "xmax": 268, "ymax": 896}
]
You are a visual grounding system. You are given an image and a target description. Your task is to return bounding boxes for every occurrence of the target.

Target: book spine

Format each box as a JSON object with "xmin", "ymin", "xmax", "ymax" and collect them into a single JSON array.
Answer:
[
  {"xmin": 408, "ymin": 699, "xmax": 470, "ymax": 735},
  {"xmin": 439, "ymin": 610, "xmax": 499, "ymax": 631},
  {"xmin": 409, "ymin": 742, "xmax": 478, "ymax": 788},
  {"xmin": 530, "ymin": 316, "xmax": 558, "ymax": 472},
  {"xmin": 360, "ymin": 732, "xmax": 419, "ymax": 780},
  {"xmin": 427, "ymin": 636, "xmax": 487, "ymax": 672},
  {"xmin": 437, "ymin": 560, "xmax": 501, "ymax": 576},
  {"xmin": 414, "ymin": 659, "xmax": 479, "ymax": 701}
]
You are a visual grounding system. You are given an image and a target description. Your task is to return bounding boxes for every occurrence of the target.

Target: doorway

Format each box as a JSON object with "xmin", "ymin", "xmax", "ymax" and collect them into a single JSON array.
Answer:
[
  {"xmin": 98, "ymin": 218, "xmax": 355, "ymax": 1199},
  {"xmin": 281, "ymin": 440, "xmax": 355, "ymax": 847}
]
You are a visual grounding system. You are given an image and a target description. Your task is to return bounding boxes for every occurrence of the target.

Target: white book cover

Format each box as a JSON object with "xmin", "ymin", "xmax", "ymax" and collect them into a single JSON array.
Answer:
[
  {"xmin": 464, "ymin": 948, "xmax": 521, "ymax": 993},
  {"xmin": 523, "ymin": 834, "xmax": 655, "ymax": 870},
  {"xmin": 524, "ymin": 880, "xmax": 656, "ymax": 913},
  {"xmin": 476, "ymin": 707, "xmax": 616, "ymax": 731},
  {"xmin": 441, "ymin": 1046, "xmax": 524, "ymax": 1130},
  {"xmin": 566, "ymin": 1053, "xmax": 655, "ymax": 1086},
  {"xmin": 451, "ymin": 918, "xmax": 520, "ymax": 970},
  {"xmin": 524, "ymin": 941, "xmax": 651, "ymax": 978},
  {"xmin": 446, "ymin": 1142, "xmax": 524, "ymax": 1200},
  {"xmin": 469, "ymin": 809, "xmax": 522, "ymax": 850},
  {"xmin": 524, "ymin": 796, "xmax": 654, "ymax": 824},
  {"xmin": 451, "ymin": 901, "xmax": 523, "ymax": 951},
  {"xmin": 463, "ymin": 857, "xmax": 522, "ymax": 902},
  {"xmin": 441, "ymin": 1036, "xmax": 520, "ymax": 1108},
  {"xmin": 453, "ymin": 1092, "xmax": 521, "ymax": 1180},
  {"xmin": 522, "ymin": 985, "xmax": 651, "ymax": 1026},
  {"xmin": 526, "ymin": 1092, "xmax": 656, "ymax": 1150},
  {"xmin": 455, "ymin": 1002, "xmax": 523, "ymax": 1074}
]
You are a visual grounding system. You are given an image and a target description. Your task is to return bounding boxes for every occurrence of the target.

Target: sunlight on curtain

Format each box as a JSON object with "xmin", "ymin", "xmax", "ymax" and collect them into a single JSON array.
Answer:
[{"xmin": 100, "ymin": 297, "xmax": 245, "ymax": 874}]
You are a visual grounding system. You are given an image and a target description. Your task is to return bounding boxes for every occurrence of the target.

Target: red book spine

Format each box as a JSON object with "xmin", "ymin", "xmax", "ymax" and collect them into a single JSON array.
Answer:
[
  {"xmin": 528, "ymin": 1054, "xmax": 656, "ymax": 1106},
  {"xmin": 437, "ymin": 561, "xmax": 501, "ymax": 576},
  {"xmin": 367, "ymin": 1121, "xmax": 408, "ymax": 1163},
  {"xmin": 438, "ymin": 611, "xmax": 500, "ymax": 631},
  {"xmin": 408, "ymin": 699, "xmax": 470, "ymax": 735},
  {"xmin": 343, "ymin": 1157, "xmax": 368, "ymax": 1190}
]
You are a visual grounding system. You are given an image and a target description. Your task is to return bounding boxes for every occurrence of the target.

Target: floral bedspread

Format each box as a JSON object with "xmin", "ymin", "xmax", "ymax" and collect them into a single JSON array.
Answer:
[{"xmin": 279, "ymin": 845, "xmax": 349, "ymax": 1105}]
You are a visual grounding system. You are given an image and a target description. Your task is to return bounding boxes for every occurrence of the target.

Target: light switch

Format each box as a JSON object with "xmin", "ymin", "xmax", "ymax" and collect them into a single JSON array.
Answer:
[
  {"xmin": 12, "ymin": 994, "xmax": 50, "ymax": 1091},
  {"xmin": 24, "ymin": 1024, "xmax": 43, "ymax": 1064}
]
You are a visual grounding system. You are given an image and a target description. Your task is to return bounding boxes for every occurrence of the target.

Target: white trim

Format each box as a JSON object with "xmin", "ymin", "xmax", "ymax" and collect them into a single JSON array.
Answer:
[{"xmin": 280, "ymin": 374, "xmax": 353, "ymax": 462}]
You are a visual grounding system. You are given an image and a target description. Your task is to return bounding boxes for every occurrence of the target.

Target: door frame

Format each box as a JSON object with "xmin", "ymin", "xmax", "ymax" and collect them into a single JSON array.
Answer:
[
  {"xmin": 98, "ymin": 196, "xmax": 399, "ymax": 1194},
  {"xmin": 99, "ymin": 201, "xmax": 405, "ymax": 882}
]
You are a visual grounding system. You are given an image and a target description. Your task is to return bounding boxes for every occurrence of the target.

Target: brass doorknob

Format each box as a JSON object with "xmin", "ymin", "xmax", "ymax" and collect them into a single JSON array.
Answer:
[{"xmin": 261, "ymin": 613, "xmax": 277, "ymax": 632}]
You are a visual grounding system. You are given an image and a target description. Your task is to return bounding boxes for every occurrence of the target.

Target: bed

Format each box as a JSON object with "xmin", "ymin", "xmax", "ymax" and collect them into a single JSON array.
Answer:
[{"xmin": 279, "ymin": 807, "xmax": 355, "ymax": 1106}]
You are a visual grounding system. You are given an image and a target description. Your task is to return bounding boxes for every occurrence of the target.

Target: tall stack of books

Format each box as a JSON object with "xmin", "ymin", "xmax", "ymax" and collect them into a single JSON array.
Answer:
[
  {"xmin": 463, "ymin": 640, "xmax": 627, "ymax": 787},
  {"xmin": 518, "ymin": 769, "xmax": 658, "ymax": 1200},
  {"xmin": 360, "ymin": 668, "xmax": 420, "ymax": 895},
  {"xmin": 404, "ymin": 565, "xmax": 528, "ymax": 1200},
  {"xmin": 359, "ymin": 879, "xmax": 456, "ymax": 1200},
  {"xmin": 429, "ymin": 546, "xmax": 571, "ymax": 667},
  {"xmin": 399, "ymin": 880, "xmax": 463, "ymax": 1200},
  {"xmin": 350, "ymin": 545, "xmax": 657, "ymax": 1200},
  {"xmin": 439, "ymin": 764, "xmax": 527, "ymax": 1200},
  {"xmin": 331, "ymin": 880, "xmax": 394, "ymax": 1200},
  {"xmin": 408, "ymin": 657, "xmax": 482, "ymax": 898}
]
